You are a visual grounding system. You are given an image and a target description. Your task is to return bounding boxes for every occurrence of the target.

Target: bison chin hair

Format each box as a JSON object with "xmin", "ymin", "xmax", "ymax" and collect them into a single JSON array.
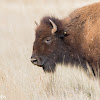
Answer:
[
  {"xmin": 42, "ymin": 61, "xmax": 56, "ymax": 73},
  {"xmin": 41, "ymin": 53, "xmax": 64, "ymax": 73}
]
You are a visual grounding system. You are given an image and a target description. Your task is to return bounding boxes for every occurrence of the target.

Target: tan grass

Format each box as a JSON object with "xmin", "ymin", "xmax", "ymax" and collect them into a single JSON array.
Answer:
[{"xmin": 0, "ymin": 0, "xmax": 100, "ymax": 100}]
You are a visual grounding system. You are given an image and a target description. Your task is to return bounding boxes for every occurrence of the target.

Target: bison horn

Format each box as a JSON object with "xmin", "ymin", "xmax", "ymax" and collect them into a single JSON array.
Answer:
[
  {"xmin": 35, "ymin": 21, "xmax": 38, "ymax": 26},
  {"xmin": 49, "ymin": 19, "xmax": 57, "ymax": 34}
]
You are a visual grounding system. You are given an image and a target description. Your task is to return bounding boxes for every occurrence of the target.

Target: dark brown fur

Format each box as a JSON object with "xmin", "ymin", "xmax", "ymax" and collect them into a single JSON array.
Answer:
[{"xmin": 31, "ymin": 3, "xmax": 100, "ymax": 76}]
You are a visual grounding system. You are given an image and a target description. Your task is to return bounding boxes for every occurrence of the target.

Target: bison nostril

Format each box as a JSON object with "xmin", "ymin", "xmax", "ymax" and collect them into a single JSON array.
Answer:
[{"xmin": 31, "ymin": 58, "xmax": 37, "ymax": 64}]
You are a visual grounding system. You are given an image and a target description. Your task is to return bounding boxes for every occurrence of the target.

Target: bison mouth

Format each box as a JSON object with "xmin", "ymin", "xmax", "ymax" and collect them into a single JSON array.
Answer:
[
  {"xmin": 31, "ymin": 56, "xmax": 56, "ymax": 72},
  {"xmin": 36, "ymin": 65, "xmax": 43, "ymax": 67},
  {"xmin": 33, "ymin": 61, "xmax": 56, "ymax": 73}
]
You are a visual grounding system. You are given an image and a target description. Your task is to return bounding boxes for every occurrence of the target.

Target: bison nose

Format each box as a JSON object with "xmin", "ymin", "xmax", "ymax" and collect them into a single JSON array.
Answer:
[
  {"xmin": 31, "ymin": 56, "xmax": 43, "ymax": 66},
  {"xmin": 31, "ymin": 58, "xmax": 38, "ymax": 65}
]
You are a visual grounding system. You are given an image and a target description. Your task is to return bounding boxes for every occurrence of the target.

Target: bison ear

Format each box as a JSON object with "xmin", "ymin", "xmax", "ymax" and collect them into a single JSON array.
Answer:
[
  {"xmin": 49, "ymin": 19, "xmax": 57, "ymax": 34},
  {"xmin": 35, "ymin": 21, "xmax": 39, "ymax": 26}
]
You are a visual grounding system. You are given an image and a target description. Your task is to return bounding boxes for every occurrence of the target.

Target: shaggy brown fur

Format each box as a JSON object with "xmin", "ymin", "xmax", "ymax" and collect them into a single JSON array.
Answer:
[{"xmin": 31, "ymin": 2, "xmax": 100, "ymax": 76}]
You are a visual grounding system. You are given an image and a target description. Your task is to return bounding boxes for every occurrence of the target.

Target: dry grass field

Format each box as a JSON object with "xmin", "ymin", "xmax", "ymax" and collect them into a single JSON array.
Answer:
[{"xmin": 0, "ymin": 0, "xmax": 100, "ymax": 100}]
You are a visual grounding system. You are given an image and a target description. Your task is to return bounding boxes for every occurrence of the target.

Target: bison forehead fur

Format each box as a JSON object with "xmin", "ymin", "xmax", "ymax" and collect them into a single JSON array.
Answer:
[{"xmin": 31, "ymin": 2, "xmax": 100, "ymax": 76}]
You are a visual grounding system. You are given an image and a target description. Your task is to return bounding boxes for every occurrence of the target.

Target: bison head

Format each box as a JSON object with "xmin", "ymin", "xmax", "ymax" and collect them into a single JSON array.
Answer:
[{"xmin": 31, "ymin": 16, "xmax": 70, "ymax": 72}]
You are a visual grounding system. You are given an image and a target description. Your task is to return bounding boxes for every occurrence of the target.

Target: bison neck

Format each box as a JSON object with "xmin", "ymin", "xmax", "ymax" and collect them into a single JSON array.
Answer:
[
  {"xmin": 61, "ymin": 15, "xmax": 88, "ymax": 69},
  {"xmin": 60, "ymin": 44, "xmax": 87, "ymax": 70}
]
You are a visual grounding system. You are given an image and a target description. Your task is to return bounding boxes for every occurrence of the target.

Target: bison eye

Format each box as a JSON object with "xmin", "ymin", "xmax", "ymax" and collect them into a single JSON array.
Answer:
[{"xmin": 44, "ymin": 37, "xmax": 52, "ymax": 45}]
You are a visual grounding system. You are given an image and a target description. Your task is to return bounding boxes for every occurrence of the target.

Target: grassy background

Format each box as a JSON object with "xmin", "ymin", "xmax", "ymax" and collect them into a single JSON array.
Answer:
[{"xmin": 0, "ymin": 0, "xmax": 100, "ymax": 100}]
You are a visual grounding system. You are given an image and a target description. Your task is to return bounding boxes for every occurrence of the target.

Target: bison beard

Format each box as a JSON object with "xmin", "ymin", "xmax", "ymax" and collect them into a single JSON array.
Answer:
[
  {"xmin": 42, "ymin": 56, "xmax": 56, "ymax": 72},
  {"xmin": 31, "ymin": 2, "xmax": 100, "ymax": 76}
]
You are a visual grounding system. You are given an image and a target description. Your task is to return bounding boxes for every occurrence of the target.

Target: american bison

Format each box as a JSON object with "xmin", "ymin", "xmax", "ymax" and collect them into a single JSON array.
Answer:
[{"xmin": 31, "ymin": 3, "xmax": 100, "ymax": 76}]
